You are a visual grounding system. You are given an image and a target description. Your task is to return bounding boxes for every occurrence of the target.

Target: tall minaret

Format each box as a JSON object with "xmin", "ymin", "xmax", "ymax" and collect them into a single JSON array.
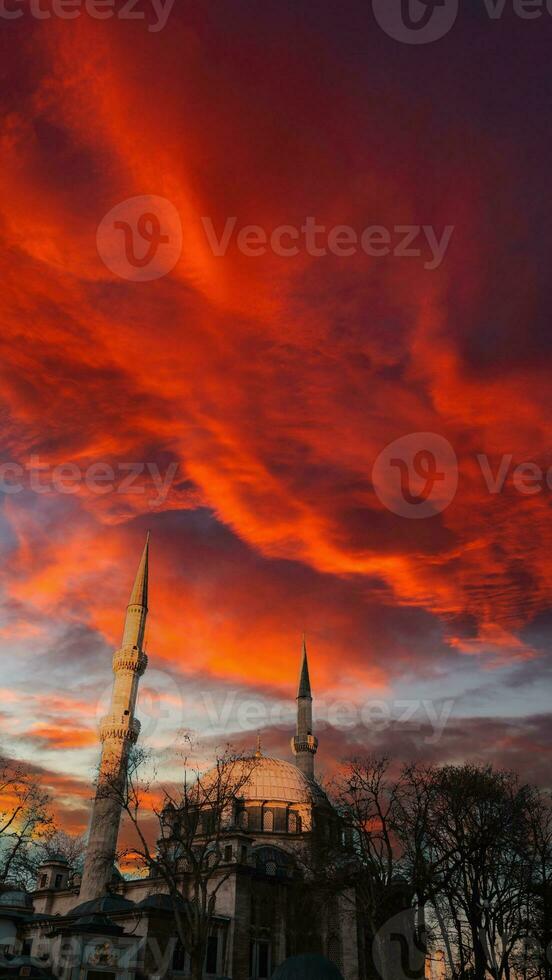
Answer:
[
  {"xmin": 291, "ymin": 636, "xmax": 318, "ymax": 779},
  {"xmin": 79, "ymin": 533, "xmax": 150, "ymax": 903}
]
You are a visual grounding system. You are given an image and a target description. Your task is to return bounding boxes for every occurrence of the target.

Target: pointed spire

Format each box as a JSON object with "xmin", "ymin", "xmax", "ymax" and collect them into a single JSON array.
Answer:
[
  {"xmin": 129, "ymin": 531, "xmax": 149, "ymax": 609},
  {"xmin": 121, "ymin": 532, "xmax": 150, "ymax": 650},
  {"xmin": 292, "ymin": 635, "xmax": 317, "ymax": 778},
  {"xmin": 297, "ymin": 634, "xmax": 312, "ymax": 700}
]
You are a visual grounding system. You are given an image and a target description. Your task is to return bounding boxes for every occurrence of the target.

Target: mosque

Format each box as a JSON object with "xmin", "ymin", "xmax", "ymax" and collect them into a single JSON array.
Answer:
[{"xmin": 0, "ymin": 536, "xmax": 362, "ymax": 979}]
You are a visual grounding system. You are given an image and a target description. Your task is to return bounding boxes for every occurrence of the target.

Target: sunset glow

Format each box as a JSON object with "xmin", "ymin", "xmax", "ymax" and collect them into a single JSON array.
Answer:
[{"xmin": 2, "ymin": 1, "xmax": 552, "ymax": 834}]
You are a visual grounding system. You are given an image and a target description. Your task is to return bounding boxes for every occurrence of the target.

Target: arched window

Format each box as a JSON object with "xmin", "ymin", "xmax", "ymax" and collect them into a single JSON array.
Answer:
[
  {"xmin": 172, "ymin": 940, "xmax": 186, "ymax": 970},
  {"xmin": 253, "ymin": 845, "xmax": 295, "ymax": 879},
  {"xmin": 288, "ymin": 812, "xmax": 298, "ymax": 833},
  {"xmin": 263, "ymin": 809, "xmax": 274, "ymax": 832},
  {"xmin": 328, "ymin": 934, "xmax": 341, "ymax": 968}
]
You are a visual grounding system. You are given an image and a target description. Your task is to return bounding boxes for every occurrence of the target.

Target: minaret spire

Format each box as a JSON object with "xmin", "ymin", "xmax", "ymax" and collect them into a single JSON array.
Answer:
[
  {"xmin": 121, "ymin": 530, "xmax": 149, "ymax": 650},
  {"xmin": 291, "ymin": 635, "xmax": 318, "ymax": 780},
  {"xmin": 297, "ymin": 634, "xmax": 311, "ymax": 698},
  {"xmin": 79, "ymin": 533, "xmax": 150, "ymax": 904}
]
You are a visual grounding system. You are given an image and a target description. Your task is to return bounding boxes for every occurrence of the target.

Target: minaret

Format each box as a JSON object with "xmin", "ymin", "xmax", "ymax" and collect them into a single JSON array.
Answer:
[
  {"xmin": 291, "ymin": 636, "xmax": 318, "ymax": 779},
  {"xmin": 79, "ymin": 533, "xmax": 150, "ymax": 903}
]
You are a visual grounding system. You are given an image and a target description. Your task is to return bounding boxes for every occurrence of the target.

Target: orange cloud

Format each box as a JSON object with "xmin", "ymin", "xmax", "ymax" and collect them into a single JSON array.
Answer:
[{"xmin": 1, "ymin": 0, "xmax": 552, "ymax": 804}]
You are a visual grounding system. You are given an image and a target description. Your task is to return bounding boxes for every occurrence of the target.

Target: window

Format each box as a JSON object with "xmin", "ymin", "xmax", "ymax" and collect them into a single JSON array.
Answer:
[
  {"xmin": 288, "ymin": 812, "xmax": 298, "ymax": 833},
  {"xmin": 202, "ymin": 809, "xmax": 216, "ymax": 834},
  {"xmin": 172, "ymin": 940, "xmax": 186, "ymax": 970},
  {"xmin": 328, "ymin": 934, "xmax": 341, "ymax": 968},
  {"xmin": 263, "ymin": 809, "xmax": 273, "ymax": 832},
  {"xmin": 240, "ymin": 809, "xmax": 249, "ymax": 830},
  {"xmin": 205, "ymin": 935, "xmax": 218, "ymax": 975},
  {"xmin": 250, "ymin": 940, "xmax": 270, "ymax": 979},
  {"xmin": 224, "ymin": 845, "xmax": 233, "ymax": 862},
  {"xmin": 258, "ymin": 941, "xmax": 269, "ymax": 978},
  {"xmin": 54, "ymin": 874, "xmax": 63, "ymax": 888},
  {"xmin": 241, "ymin": 844, "xmax": 248, "ymax": 863},
  {"xmin": 40, "ymin": 874, "xmax": 47, "ymax": 889},
  {"xmin": 265, "ymin": 860, "xmax": 276, "ymax": 876}
]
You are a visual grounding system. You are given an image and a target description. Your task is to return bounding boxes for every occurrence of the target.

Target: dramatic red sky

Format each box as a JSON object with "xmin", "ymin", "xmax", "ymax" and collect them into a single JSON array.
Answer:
[{"xmin": 2, "ymin": 0, "xmax": 552, "ymax": 833}]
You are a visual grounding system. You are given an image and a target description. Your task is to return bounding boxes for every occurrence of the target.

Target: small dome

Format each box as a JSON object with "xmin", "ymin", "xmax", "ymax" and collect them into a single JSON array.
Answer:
[
  {"xmin": 273, "ymin": 954, "xmax": 344, "ymax": 980},
  {"xmin": 45, "ymin": 852, "xmax": 69, "ymax": 865},
  {"xmin": 136, "ymin": 892, "xmax": 187, "ymax": 912},
  {"xmin": 69, "ymin": 893, "xmax": 135, "ymax": 917},
  {"xmin": 0, "ymin": 889, "xmax": 33, "ymax": 909}
]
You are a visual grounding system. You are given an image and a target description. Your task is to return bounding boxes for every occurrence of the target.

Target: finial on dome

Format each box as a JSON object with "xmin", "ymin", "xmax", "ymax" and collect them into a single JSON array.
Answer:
[{"xmin": 255, "ymin": 732, "xmax": 263, "ymax": 757}]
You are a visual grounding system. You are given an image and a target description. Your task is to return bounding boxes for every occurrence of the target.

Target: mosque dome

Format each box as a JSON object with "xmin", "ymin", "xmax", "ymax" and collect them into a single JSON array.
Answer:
[
  {"xmin": 273, "ymin": 954, "xmax": 344, "ymax": 980},
  {"xmin": 238, "ymin": 756, "xmax": 326, "ymax": 804},
  {"xmin": 202, "ymin": 755, "xmax": 327, "ymax": 805}
]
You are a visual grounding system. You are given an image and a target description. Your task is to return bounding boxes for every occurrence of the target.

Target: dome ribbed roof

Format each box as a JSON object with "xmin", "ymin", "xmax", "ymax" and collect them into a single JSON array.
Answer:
[{"xmin": 237, "ymin": 757, "xmax": 325, "ymax": 804}]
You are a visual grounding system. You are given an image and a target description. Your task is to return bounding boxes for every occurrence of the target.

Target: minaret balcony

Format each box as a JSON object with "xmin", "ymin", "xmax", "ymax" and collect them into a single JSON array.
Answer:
[
  {"xmin": 291, "ymin": 734, "xmax": 318, "ymax": 755},
  {"xmin": 112, "ymin": 647, "xmax": 148, "ymax": 675},
  {"xmin": 99, "ymin": 713, "xmax": 141, "ymax": 743}
]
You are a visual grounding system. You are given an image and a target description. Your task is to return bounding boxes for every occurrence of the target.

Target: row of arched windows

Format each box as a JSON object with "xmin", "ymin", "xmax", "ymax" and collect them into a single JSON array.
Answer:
[{"xmin": 238, "ymin": 808, "xmax": 301, "ymax": 833}]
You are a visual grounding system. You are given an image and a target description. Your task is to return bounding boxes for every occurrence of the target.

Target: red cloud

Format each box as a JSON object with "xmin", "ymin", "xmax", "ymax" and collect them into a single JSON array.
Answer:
[{"xmin": 1, "ymin": 1, "xmax": 552, "ymax": 800}]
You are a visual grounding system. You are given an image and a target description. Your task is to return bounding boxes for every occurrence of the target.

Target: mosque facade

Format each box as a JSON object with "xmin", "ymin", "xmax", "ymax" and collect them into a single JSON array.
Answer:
[{"xmin": 0, "ymin": 537, "xmax": 362, "ymax": 980}]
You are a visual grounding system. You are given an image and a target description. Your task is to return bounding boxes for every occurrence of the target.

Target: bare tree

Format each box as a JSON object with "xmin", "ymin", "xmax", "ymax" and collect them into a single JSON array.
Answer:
[
  {"xmin": 423, "ymin": 764, "xmax": 532, "ymax": 980},
  {"xmin": 0, "ymin": 753, "xmax": 53, "ymax": 888},
  {"xmin": 318, "ymin": 758, "xmax": 541, "ymax": 980},
  {"xmin": 102, "ymin": 740, "xmax": 258, "ymax": 980},
  {"xmin": 39, "ymin": 829, "xmax": 86, "ymax": 880},
  {"xmin": 321, "ymin": 757, "xmax": 428, "ymax": 980},
  {"xmin": 522, "ymin": 789, "xmax": 552, "ymax": 980}
]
